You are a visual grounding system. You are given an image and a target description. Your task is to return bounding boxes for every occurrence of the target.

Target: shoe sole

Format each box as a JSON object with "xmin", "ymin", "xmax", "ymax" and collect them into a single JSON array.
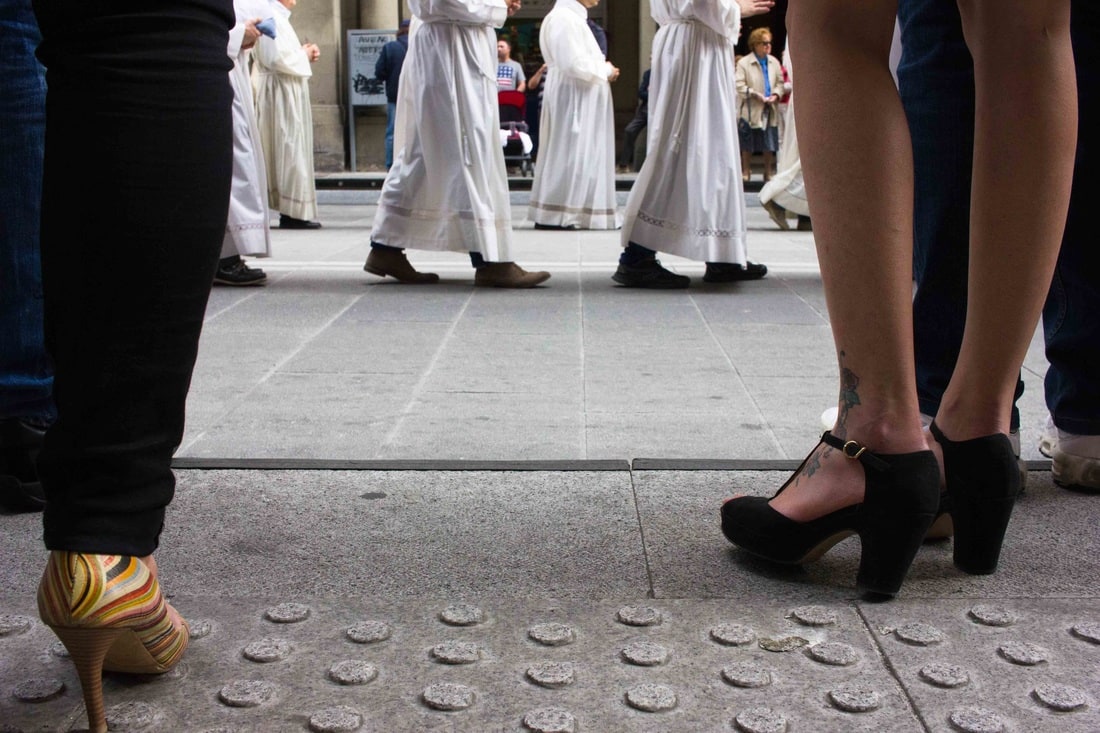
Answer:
[
  {"xmin": 475, "ymin": 273, "xmax": 551, "ymax": 288},
  {"xmin": 1050, "ymin": 446, "xmax": 1100, "ymax": 493},
  {"xmin": 363, "ymin": 265, "xmax": 439, "ymax": 284},
  {"xmin": 212, "ymin": 278, "xmax": 267, "ymax": 286},
  {"xmin": 611, "ymin": 274, "xmax": 689, "ymax": 289}
]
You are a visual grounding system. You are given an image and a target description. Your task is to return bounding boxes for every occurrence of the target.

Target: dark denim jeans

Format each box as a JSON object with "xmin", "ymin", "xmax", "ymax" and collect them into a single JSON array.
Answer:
[
  {"xmin": 900, "ymin": 0, "xmax": 1098, "ymax": 435},
  {"xmin": 385, "ymin": 101, "xmax": 396, "ymax": 169},
  {"xmin": 33, "ymin": 0, "xmax": 234, "ymax": 554},
  {"xmin": 0, "ymin": 0, "xmax": 53, "ymax": 423}
]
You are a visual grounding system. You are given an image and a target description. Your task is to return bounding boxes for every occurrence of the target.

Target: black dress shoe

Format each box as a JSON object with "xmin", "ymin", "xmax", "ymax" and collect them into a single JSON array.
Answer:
[
  {"xmin": 533, "ymin": 222, "xmax": 575, "ymax": 231},
  {"xmin": 0, "ymin": 418, "xmax": 47, "ymax": 513},
  {"xmin": 214, "ymin": 256, "xmax": 267, "ymax": 286},
  {"xmin": 703, "ymin": 261, "xmax": 768, "ymax": 282},
  {"xmin": 279, "ymin": 214, "xmax": 322, "ymax": 230},
  {"xmin": 612, "ymin": 257, "xmax": 690, "ymax": 289}
]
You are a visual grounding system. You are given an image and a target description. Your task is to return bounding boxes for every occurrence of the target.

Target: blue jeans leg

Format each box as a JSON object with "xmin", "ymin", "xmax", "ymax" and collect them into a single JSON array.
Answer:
[
  {"xmin": 1043, "ymin": 0, "xmax": 1100, "ymax": 436},
  {"xmin": 385, "ymin": 101, "xmax": 396, "ymax": 168},
  {"xmin": 0, "ymin": 0, "xmax": 53, "ymax": 423}
]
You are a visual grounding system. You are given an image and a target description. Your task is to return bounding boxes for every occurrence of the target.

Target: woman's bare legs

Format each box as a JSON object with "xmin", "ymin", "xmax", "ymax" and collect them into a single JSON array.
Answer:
[
  {"xmin": 741, "ymin": 150, "xmax": 753, "ymax": 180},
  {"xmin": 934, "ymin": 0, "xmax": 1075, "ymax": 441},
  {"xmin": 763, "ymin": 150, "xmax": 776, "ymax": 181},
  {"xmin": 769, "ymin": 0, "xmax": 926, "ymax": 522}
]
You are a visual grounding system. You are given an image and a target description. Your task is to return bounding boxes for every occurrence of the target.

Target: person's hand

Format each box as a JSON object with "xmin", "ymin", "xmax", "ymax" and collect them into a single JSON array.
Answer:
[
  {"xmin": 242, "ymin": 18, "xmax": 262, "ymax": 50},
  {"xmin": 506, "ymin": 0, "xmax": 522, "ymax": 16},
  {"xmin": 766, "ymin": 93, "xmax": 779, "ymax": 104},
  {"xmin": 303, "ymin": 42, "xmax": 321, "ymax": 62},
  {"xmin": 737, "ymin": 0, "xmax": 775, "ymax": 18},
  {"xmin": 608, "ymin": 64, "xmax": 620, "ymax": 82}
]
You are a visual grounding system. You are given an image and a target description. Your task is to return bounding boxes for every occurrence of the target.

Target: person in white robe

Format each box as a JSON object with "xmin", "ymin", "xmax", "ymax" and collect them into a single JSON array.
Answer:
[
  {"xmin": 759, "ymin": 45, "xmax": 810, "ymax": 231},
  {"xmin": 615, "ymin": 0, "xmax": 772, "ymax": 288},
  {"xmin": 527, "ymin": 0, "xmax": 622, "ymax": 231},
  {"xmin": 366, "ymin": 0, "xmax": 551, "ymax": 288},
  {"xmin": 253, "ymin": 0, "xmax": 322, "ymax": 229},
  {"xmin": 215, "ymin": 2, "xmax": 273, "ymax": 286}
]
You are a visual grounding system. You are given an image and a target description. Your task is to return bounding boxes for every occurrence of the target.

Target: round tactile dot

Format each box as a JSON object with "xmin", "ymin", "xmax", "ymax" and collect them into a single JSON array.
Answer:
[
  {"xmin": 828, "ymin": 684, "xmax": 882, "ymax": 713},
  {"xmin": 948, "ymin": 707, "xmax": 1005, "ymax": 733},
  {"xmin": 997, "ymin": 641, "xmax": 1047, "ymax": 666},
  {"xmin": 1033, "ymin": 683, "xmax": 1089, "ymax": 712},
  {"xmin": 968, "ymin": 605, "xmax": 1017, "ymax": 627},
  {"xmin": 621, "ymin": 641, "xmax": 669, "ymax": 666},
  {"xmin": 218, "ymin": 680, "xmax": 276, "ymax": 708},
  {"xmin": 13, "ymin": 678, "xmax": 65, "ymax": 703},
  {"xmin": 624, "ymin": 683, "xmax": 677, "ymax": 712},
  {"xmin": 264, "ymin": 602, "xmax": 310, "ymax": 624},
  {"xmin": 440, "ymin": 604, "xmax": 484, "ymax": 626},
  {"xmin": 733, "ymin": 706, "xmax": 788, "ymax": 733},
  {"xmin": 808, "ymin": 641, "xmax": 859, "ymax": 666},
  {"xmin": 328, "ymin": 660, "xmax": 378, "ymax": 686},
  {"xmin": 48, "ymin": 640, "xmax": 69, "ymax": 658},
  {"xmin": 308, "ymin": 705, "xmax": 363, "ymax": 732},
  {"xmin": 188, "ymin": 620, "xmax": 213, "ymax": 639},
  {"xmin": 105, "ymin": 701, "xmax": 159, "ymax": 730},
  {"xmin": 431, "ymin": 640, "xmax": 482, "ymax": 665},
  {"xmin": 528, "ymin": 622, "xmax": 576, "ymax": 646},
  {"xmin": 0, "ymin": 614, "xmax": 32, "ymax": 637},
  {"xmin": 790, "ymin": 606, "xmax": 837, "ymax": 627},
  {"xmin": 346, "ymin": 620, "xmax": 391, "ymax": 644},
  {"xmin": 895, "ymin": 622, "xmax": 945, "ymax": 646},
  {"xmin": 721, "ymin": 662, "xmax": 771, "ymax": 688},
  {"xmin": 242, "ymin": 638, "xmax": 292, "ymax": 663},
  {"xmin": 919, "ymin": 662, "xmax": 970, "ymax": 688},
  {"xmin": 711, "ymin": 623, "xmax": 755, "ymax": 646},
  {"xmin": 523, "ymin": 708, "xmax": 576, "ymax": 733},
  {"xmin": 759, "ymin": 636, "xmax": 808, "ymax": 653},
  {"xmin": 423, "ymin": 682, "xmax": 476, "ymax": 711},
  {"xmin": 616, "ymin": 605, "xmax": 662, "ymax": 627},
  {"xmin": 526, "ymin": 661, "xmax": 575, "ymax": 688},
  {"xmin": 1070, "ymin": 621, "xmax": 1100, "ymax": 644}
]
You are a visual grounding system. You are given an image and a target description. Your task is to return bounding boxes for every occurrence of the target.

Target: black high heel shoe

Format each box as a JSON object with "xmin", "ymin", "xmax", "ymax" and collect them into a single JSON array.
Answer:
[
  {"xmin": 721, "ymin": 431, "xmax": 941, "ymax": 598},
  {"xmin": 928, "ymin": 422, "xmax": 1019, "ymax": 574}
]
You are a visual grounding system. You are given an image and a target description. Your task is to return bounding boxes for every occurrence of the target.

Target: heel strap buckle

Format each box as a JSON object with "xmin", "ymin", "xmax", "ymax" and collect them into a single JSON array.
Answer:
[{"xmin": 821, "ymin": 431, "xmax": 891, "ymax": 472}]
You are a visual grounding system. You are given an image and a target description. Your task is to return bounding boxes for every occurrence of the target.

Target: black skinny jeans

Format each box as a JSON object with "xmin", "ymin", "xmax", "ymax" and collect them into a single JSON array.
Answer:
[{"xmin": 33, "ymin": 0, "xmax": 234, "ymax": 555}]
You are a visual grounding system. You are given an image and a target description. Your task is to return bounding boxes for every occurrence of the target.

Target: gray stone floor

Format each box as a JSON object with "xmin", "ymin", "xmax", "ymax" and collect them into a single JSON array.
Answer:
[{"xmin": 1, "ymin": 200, "xmax": 1094, "ymax": 732}]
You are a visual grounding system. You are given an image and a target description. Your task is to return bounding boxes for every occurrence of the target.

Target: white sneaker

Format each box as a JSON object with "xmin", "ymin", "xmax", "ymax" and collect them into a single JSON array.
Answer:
[{"xmin": 1039, "ymin": 415, "xmax": 1100, "ymax": 492}]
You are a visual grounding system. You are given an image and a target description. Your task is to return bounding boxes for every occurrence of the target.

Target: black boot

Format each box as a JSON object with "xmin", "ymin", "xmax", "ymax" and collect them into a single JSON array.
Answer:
[{"xmin": 0, "ymin": 418, "xmax": 47, "ymax": 512}]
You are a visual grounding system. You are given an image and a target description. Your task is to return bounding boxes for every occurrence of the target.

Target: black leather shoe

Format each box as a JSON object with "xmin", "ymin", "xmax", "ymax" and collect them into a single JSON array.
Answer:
[
  {"xmin": 279, "ymin": 214, "xmax": 322, "ymax": 230},
  {"xmin": 612, "ymin": 258, "xmax": 690, "ymax": 289},
  {"xmin": 533, "ymin": 223, "xmax": 575, "ymax": 231},
  {"xmin": 214, "ymin": 256, "xmax": 267, "ymax": 286},
  {"xmin": 0, "ymin": 418, "xmax": 47, "ymax": 513},
  {"xmin": 703, "ymin": 261, "xmax": 768, "ymax": 282}
]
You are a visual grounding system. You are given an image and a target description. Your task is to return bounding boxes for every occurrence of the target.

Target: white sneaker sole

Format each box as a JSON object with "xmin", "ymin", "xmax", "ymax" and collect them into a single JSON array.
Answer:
[{"xmin": 1050, "ymin": 446, "xmax": 1100, "ymax": 493}]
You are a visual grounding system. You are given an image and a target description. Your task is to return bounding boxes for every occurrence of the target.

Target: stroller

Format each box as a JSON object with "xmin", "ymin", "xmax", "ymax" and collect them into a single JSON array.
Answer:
[{"xmin": 498, "ymin": 90, "xmax": 534, "ymax": 176}]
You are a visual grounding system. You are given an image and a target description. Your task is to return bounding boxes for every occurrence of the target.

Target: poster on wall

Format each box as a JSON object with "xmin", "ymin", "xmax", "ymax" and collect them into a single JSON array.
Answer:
[{"xmin": 347, "ymin": 29, "xmax": 394, "ymax": 107}]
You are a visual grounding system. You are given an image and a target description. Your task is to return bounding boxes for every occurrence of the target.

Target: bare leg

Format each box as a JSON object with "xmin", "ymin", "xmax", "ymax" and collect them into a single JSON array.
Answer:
[
  {"xmin": 935, "ymin": 0, "xmax": 1075, "ymax": 441},
  {"xmin": 769, "ymin": 0, "xmax": 927, "ymax": 522},
  {"xmin": 763, "ymin": 151, "xmax": 775, "ymax": 181},
  {"xmin": 741, "ymin": 150, "xmax": 752, "ymax": 181}
]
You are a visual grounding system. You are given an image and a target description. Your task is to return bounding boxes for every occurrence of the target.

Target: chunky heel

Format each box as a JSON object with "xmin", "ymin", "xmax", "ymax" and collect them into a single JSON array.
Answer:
[
  {"xmin": 37, "ymin": 552, "xmax": 189, "ymax": 731},
  {"xmin": 930, "ymin": 422, "xmax": 1019, "ymax": 574},
  {"xmin": 722, "ymin": 431, "xmax": 940, "ymax": 598}
]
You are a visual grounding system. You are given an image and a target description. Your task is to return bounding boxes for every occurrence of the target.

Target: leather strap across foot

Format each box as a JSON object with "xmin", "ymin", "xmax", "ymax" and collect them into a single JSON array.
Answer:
[{"xmin": 820, "ymin": 431, "xmax": 890, "ymax": 472}]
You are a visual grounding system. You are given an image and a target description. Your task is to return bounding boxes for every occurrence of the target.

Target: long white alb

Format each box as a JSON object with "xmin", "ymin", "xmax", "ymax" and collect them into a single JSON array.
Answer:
[
  {"xmin": 621, "ymin": 0, "xmax": 748, "ymax": 263},
  {"xmin": 370, "ymin": 0, "xmax": 512, "ymax": 259},
  {"xmin": 527, "ymin": 0, "xmax": 621, "ymax": 230},
  {"xmin": 759, "ymin": 47, "xmax": 808, "ymax": 217}
]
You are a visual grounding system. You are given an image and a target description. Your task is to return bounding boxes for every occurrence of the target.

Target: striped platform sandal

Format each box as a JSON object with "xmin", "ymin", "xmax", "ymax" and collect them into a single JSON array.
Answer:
[{"xmin": 37, "ymin": 552, "xmax": 189, "ymax": 733}]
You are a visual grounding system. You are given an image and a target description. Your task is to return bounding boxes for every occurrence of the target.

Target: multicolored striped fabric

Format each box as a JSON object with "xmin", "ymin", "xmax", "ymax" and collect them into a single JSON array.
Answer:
[{"xmin": 37, "ymin": 552, "xmax": 188, "ymax": 673}]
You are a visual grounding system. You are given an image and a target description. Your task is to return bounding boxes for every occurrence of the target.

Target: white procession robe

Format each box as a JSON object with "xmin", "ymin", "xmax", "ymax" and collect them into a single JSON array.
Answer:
[
  {"xmin": 370, "ymin": 1, "xmax": 513, "ymax": 259},
  {"xmin": 223, "ymin": 1, "xmax": 272, "ymax": 258},
  {"xmin": 253, "ymin": 1, "xmax": 318, "ymax": 222},
  {"xmin": 527, "ymin": 0, "xmax": 621, "ymax": 230},
  {"xmin": 622, "ymin": 0, "xmax": 747, "ymax": 263},
  {"xmin": 759, "ymin": 47, "xmax": 808, "ymax": 216}
]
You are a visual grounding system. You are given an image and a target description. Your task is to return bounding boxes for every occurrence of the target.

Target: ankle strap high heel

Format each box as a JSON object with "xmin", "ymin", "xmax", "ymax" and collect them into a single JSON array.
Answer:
[
  {"xmin": 37, "ymin": 552, "xmax": 189, "ymax": 733},
  {"xmin": 722, "ymin": 431, "xmax": 941, "ymax": 598},
  {"xmin": 929, "ymin": 422, "xmax": 1020, "ymax": 574}
]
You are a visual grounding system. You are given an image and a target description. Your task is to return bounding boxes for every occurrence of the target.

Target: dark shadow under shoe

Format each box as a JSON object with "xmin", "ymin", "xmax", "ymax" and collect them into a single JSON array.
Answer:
[
  {"xmin": 214, "ymin": 256, "xmax": 267, "ymax": 286},
  {"xmin": 0, "ymin": 418, "xmax": 47, "ymax": 513},
  {"xmin": 704, "ymin": 261, "xmax": 768, "ymax": 282},
  {"xmin": 721, "ymin": 431, "xmax": 940, "ymax": 598},
  {"xmin": 612, "ymin": 258, "xmax": 690, "ymax": 289},
  {"xmin": 279, "ymin": 214, "xmax": 322, "ymax": 230},
  {"xmin": 533, "ymin": 223, "xmax": 576, "ymax": 231}
]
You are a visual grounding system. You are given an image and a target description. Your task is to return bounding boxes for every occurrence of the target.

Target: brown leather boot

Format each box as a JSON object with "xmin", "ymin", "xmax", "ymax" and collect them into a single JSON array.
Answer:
[
  {"xmin": 474, "ymin": 262, "xmax": 551, "ymax": 288},
  {"xmin": 363, "ymin": 247, "xmax": 439, "ymax": 284}
]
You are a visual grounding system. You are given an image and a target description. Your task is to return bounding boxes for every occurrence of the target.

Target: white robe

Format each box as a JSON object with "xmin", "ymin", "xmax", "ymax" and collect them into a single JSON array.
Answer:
[
  {"xmin": 621, "ymin": 0, "xmax": 747, "ymax": 263},
  {"xmin": 223, "ymin": 2, "xmax": 272, "ymax": 258},
  {"xmin": 253, "ymin": 1, "xmax": 317, "ymax": 222},
  {"xmin": 527, "ymin": 0, "xmax": 621, "ymax": 230},
  {"xmin": 370, "ymin": 1, "xmax": 513, "ymax": 259},
  {"xmin": 759, "ymin": 47, "xmax": 808, "ymax": 216}
]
